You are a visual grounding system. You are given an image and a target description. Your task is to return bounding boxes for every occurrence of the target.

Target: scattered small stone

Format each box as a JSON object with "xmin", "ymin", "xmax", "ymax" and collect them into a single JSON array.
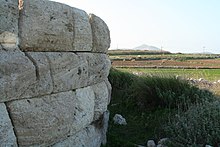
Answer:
[
  {"xmin": 198, "ymin": 78, "xmax": 204, "ymax": 82},
  {"xmin": 157, "ymin": 138, "xmax": 168, "ymax": 147},
  {"xmin": 176, "ymin": 75, "xmax": 184, "ymax": 80},
  {"xmin": 113, "ymin": 114, "xmax": 127, "ymax": 125},
  {"xmin": 147, "ymin": 140, "xmax": 156, "ymax": 147},
  {"xmin": 158, "ymin": 138, "xmax": 168, "ymax": 144}
]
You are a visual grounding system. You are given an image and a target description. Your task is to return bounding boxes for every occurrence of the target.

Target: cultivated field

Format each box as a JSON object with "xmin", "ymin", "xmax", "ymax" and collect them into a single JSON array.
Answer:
[{"xmin": 109, "ymin": 50, "xmax": 220, "ymax": 69}]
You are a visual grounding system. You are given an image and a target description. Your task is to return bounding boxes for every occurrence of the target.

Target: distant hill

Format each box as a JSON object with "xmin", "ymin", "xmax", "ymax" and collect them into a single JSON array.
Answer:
[
  {"xmin": 133, "ymin": 44, "xmax": 160, "ymax": 51},
  {"xmin": 108, "ymin": 49, "xmax": 171, "ymax": 56}
]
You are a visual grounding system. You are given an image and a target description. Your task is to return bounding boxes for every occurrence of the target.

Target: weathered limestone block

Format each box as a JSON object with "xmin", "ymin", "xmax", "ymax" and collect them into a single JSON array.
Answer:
[
  {"xmin": 0, "ymin": 49, "xmax": 36, "ymax": 102},
  {"xmin": 105, "ymin": 79, "xmax": 112, "ymax": 104},
  {"xmin": 90, "ymin": 14, "xmax": 111, "ymax": 53},
  {"xmin": 92, "ymin": 81, "xmax": 109, "ymax": 120},
  {"xmin": 0, "ymin": 103, "xmax": 18, "ymax": 147},
  {"xmin": 46, "ymin": 52, "xmax": 88, "ymax": 93},
  {"xmin": 72, "ymin": 8, "xmax": 93, "ymax": 51},
  {"xmin": 53, "ymin": 125, "xmax": 102, "ymax": 147},
  {"xmin": 6, "ymin": 86, "xmax": 95, "ymax": 146},
  {"xmin": 78, "ymin": 53, "xmax": 111, "ymax": 85},
  {"xmin": 75, "ymin": 86, "xmax": 95, "ymax": 132},
  {"xmin": 0, "ymin": 0, "xmax": 18, "ymax": 47},
  {"xmin": 19, "ymin": 0, "xmax": 92, "ymax": 51},
  {"xmin": 19, "ymin": 52, "xmax": 53, "ymax": 98},
  {"xmin": 53, "ymin": 111, "xmax": 110, "ymax": 147}
]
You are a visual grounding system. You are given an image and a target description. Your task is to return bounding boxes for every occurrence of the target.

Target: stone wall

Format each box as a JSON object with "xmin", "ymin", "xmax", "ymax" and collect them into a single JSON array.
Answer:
[{"xmin": 0, "ymin": 0, "xmax": 111, "ymax": 146}]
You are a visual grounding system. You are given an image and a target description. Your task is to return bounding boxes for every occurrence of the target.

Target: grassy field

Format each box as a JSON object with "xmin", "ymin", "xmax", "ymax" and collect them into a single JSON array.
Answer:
[
  {"xmin": 117, "ymin": 68, "xmax": 220, "ymax": 82},
  {"xmin": 109, "ymin": 50, "xmax": 220, "ymax": 69}
]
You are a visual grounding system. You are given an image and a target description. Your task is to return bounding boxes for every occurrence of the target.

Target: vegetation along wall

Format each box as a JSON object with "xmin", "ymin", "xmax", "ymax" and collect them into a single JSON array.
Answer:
[{"xmin": 0, "ymin": 0, "xmax": 111, "ymax": 146}]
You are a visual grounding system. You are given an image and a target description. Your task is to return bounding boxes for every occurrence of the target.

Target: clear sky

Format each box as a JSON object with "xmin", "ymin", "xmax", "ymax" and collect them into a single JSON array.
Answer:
[{"xmin": 52, "ymin": 0, "xmax": 220, "ymax": 53}]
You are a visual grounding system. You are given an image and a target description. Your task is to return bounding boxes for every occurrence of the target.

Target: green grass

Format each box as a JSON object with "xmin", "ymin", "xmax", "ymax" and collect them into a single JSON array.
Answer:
[
  {"xmin": 117, "ymin": 68, "xmax": 220, "ymax": 82},
  {"xmin": 106, "ymin": 68, "xmax": 219, "ymax": 146}
]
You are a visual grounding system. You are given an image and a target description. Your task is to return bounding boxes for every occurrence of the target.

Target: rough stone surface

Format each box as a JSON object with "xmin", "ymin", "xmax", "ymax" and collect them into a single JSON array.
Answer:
[
  {"xmin": 100, "ymin": 110, "xmax": 110, "ymax": 145},
  {"xmin": 72, "ymin": 8, "xmax": 93, "ymax": 51},
  {"xmin": 46, "ymin": 52, "xmax": 88, "ymax": 93},
  {"xmin": 53, "ymin": 101, "xmax": 109, "ymax": 147},
  {"xmin": 113, "ymin": 114, "xmax": 127, "ymax": 125},
  {"xmin": 0, "ymin": 0, "xmax": 111, "ymax": 146},
  {"xmin": 104, "ymin": 79, "xmax": 112, "ymax": 104},
  {"xmin": 0, "ymin": 0, "xmax": 18, "ymax": 47},
  {"xmin": 53, "ymin": 110, "xmax": 109, "ymax": 147},
  {"xmin": 74, "ymin": 86, "xmax": 95, "ymax": 133},
  {"xmin": 78, "ymin": 53, "xmax": 111, "ymax": 85},
  {"xmin": 92, "ymin": 81, "xmax": 109, "ymax": 120},
  {"xmin": 0, "ymin": 103, "xmax": 18, "ymax": 147},
  {"xmin": 52, "ymin": 125, "xmax": 102, "ymax": 147},
  {"xmin": 19, "ymin": 0, "xmax": 92, "ymax": 52},
  {"xmin": 6, "ymin": 87, "xmax": 95, "ymax": 146},
  {"xmin": 147, "ymin": 140, "xmax": 156, "ymax": 147},
  {"xmin": 20, "ymin": 52, "xmax": 53, "ymax": 98},
  {"xmin": 0, "ymin": 49, "xmax": 36, "ymax": 102},
  {"xmin": 90, "ymin": 14, "xmax": 110, "ymax": 53}
]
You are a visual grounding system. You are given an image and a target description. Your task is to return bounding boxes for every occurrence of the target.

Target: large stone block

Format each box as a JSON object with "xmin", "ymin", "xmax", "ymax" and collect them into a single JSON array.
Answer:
[
  {"xmin": 75, "ymin": 86, "xmax": 95, "ymax": 132},
  {"xmin": 0, "ymin": 103, "xmax": 18, "ymax": 147},
  {"xmin": 19, "ymin": 0, "xmax": 92, "ymax": 52},
  {"xmin": 53, "ymin": 111, "xmax": 110, "ymax": 147},
  {"xmin": 52, "ymin": 125, "xmax": 102, "ymax": 147},
  {"xmin": 78, "ymin": 53, "xmax": 111, "ymax": 85},
  {"xmin": 46, "ymin": 52, "xmax": 88, "ymax": 93},
  {"xmin": 90, "ymin": 14, "xmax": 111, "ymax": 53},
  {"xmin": 0, "ymin": 49, "xmax": 36, "ymax": 102},
  {"xmin": 92, "ymin": 81, "xmax": 109, "ymax": 120},
  {"xmin": 72, "ymin": 8, "xmax": 93, "ymax": 51},
  {"xmin": 0, "ymin": 0, "xmax": 18, "ymax": 47},
  {"xmin": 20, "ymin": 52, "xmax": 53, "ymax": 98},
  {"xmin": 6, "ymin": 86, "xmax": 95, "ymax": 146}
]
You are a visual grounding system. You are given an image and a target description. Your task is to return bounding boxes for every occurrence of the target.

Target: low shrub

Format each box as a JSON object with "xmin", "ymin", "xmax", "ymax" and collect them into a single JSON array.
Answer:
[
  {"xmin": 108, "ymin": 68, "xmax": 138, "ymax": 109},
  {"xmin": 130, "ymin": 75, "xmax": 215, "ymax": 110},
  {"xmin": 107, "ymin": 68, "xmax": 219, "ymax": 146},
  {"xmin": 163, "ymin": 101, "xmax": 220, "ymax": 146}
]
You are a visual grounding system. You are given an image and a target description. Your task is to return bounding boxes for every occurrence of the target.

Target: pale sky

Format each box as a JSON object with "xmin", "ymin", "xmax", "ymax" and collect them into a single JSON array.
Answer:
[{"xmin": 52, "ymin": 0, "xmax": 220, "ymax": 53}]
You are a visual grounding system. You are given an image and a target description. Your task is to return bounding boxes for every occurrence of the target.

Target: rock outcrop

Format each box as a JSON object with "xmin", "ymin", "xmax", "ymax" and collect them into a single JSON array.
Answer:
[{"xmin": 0, "ymin": 0, "xmax": 111, "ymax": 146}]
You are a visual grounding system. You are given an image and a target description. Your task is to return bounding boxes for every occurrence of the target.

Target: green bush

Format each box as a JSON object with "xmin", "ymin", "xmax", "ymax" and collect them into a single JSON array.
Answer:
[
  {"xmin": 108, "ymin": 68, "xmax": 138, "ymax": 109},
  {"xmin": 163, "ymin": 101, "xmax": 220, "ymax": 146},
  {"xmin": 108, "ymin": 68, "xmax": 136, "ymax": 92},
  {"xmin": 109, "ymin": 68, "xmax": 216, "ymax": 111},
  {"xmin": 130, "ymin": 75, "xmax": 215, "ymax": 110},
  {"xmin": 107, "ymin": 68, "xmax": 219, "ymax": 146}
]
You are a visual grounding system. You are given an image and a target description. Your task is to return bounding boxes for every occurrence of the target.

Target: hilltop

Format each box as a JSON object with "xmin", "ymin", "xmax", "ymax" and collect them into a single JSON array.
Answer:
[{"xmin": 133, "ymin": 44, "xmax": 161, "ymax": 51}]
